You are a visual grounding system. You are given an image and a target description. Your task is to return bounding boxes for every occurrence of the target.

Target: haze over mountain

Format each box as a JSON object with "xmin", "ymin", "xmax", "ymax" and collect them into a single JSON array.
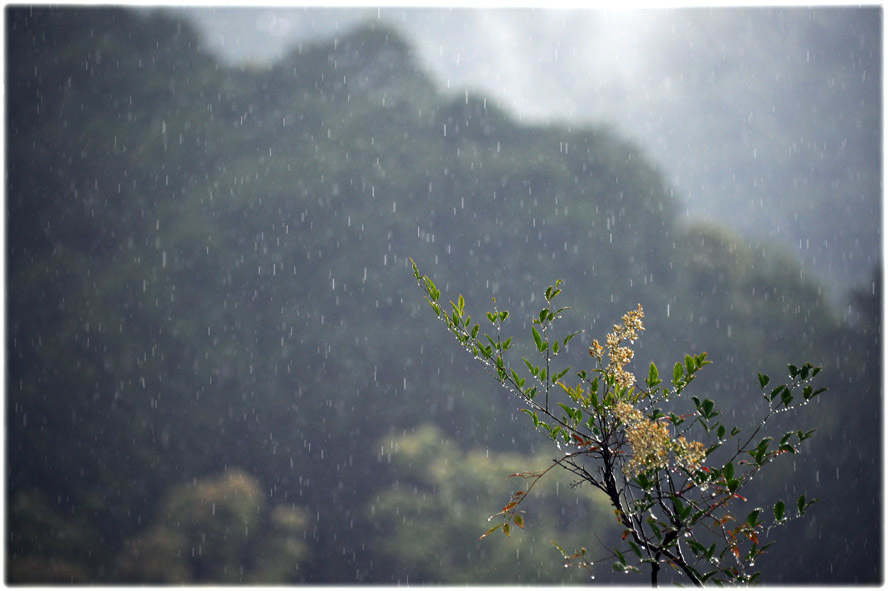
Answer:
[
  {"xmin": 7, "ymin": 6, "xmax": 880, "ymax": 585},
  {"xmin": 173, "ymin": 6, "xmax": 882, "ymax": 303}
]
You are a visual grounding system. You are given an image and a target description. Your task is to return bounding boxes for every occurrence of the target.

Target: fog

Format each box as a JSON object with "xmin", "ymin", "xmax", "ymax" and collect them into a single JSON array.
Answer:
[
  {"xmin": 7, "ymin": 5, "xmax": 881, "ymax": 585},
  {"xmin": 177, "ymin": 6, "xmax": 881, "ymax": 302}
]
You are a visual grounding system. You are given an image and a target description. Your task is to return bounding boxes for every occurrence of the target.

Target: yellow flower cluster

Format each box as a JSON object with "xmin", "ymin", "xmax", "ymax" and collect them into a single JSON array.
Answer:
[
  {"xmin": 613, "ymin": 401, "xmax": 644, "ymax": 425},
  {"xmin": 589, "ymin": 304, "xmax": 645, "ymax": 388},
  {"xmin": 673, "ymin": 437, "xmax": 706, "ymax": 472},
  {"xmin": 613, "ymin": 402, "xmax": 706, "ymax": 476}
]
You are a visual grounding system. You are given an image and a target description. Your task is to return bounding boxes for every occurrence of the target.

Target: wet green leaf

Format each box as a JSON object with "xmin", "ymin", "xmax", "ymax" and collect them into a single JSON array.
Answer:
[
  {"xmin": 647, "ymin": 362, "xmax": 660, "ymax": 388},
  {"xmin": 747, "ymin": 509, "xmax": 761, "ymax": 527},
  {"xmin": 758, "ymin": 373, "xmax": 770, "ymax": 389},
  {"xmin": 673, "ymin": 362, "xmax": 684, "ymax": 385},
  {"xmin": 774, "ymin": 500, "xmax": 786, "ymax": 522},
  {"xmin": 724, "ymin": 462, "xmax": 734, "ymax": 480},
  {"xmin": 532, "ymin": 325, "xmax": 544, "ymax": 352},
  {"xmin": 563, "ymin": 330, "xmax": 580, "ymax": 346}
]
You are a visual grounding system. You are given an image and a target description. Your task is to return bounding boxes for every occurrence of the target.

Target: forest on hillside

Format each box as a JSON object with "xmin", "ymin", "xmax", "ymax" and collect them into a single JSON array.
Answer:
[{"xmin": 6, "ymin": 7, "xmax": 881, "ymax": 584}]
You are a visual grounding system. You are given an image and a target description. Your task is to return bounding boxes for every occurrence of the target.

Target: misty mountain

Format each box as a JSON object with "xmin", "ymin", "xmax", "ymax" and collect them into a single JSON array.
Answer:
[
  {"xmin": 6, "ymin": 7, "xmax": 880, "ymax": 585},
  {"xmin": 176, "ymin": 6, "xmax": 882, "ymax": 303}
]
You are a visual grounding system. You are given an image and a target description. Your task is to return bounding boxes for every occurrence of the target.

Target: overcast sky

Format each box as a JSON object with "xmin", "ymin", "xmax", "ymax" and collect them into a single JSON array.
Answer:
[{"xmin": 170, "ymin": 6, "xmax": 882, "ymax": 300}]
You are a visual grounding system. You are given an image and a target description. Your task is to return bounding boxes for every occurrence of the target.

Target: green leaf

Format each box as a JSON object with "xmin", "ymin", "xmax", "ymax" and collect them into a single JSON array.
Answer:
[
  {"xmin": 750, "ymin": 437, "xmax": 772, "ymax": 465},
  {"xmin": 747, "ymin": 509, "xmax": 761, "ymax": 527},
  {"xmin": 673, "ymin": 362, "xmax": 684, "ymax": 385},
  {"xmin": 628, "ymin": 540, "xmax": 643, "ymax": 558},
  {"xmin": 798, "ymin": 428, "xmax": 817, "ymax": 441},
  {"xmin": 553, "ymin": 306, "xmax": 570, "ymax": 318},
  {"xmin": 758, "ymin": 373, "xmax": 770, "ymax": 389},
  {"xmin": 563, "ymin": 330, "xmax": 581, "ymax": 346},
  {"xmin": 532, "ymin": 325, "xmax": 544, "ymax": 352},
  {"xmin": 724, "ymin": 462, "xmax": 735, "ymax": 481},
  {"xmin": 780, "ymin": 388, "xmax": 793, "ymax": 407},
  {"xmin": 614, "ymin": 548, "xmax": 627, "ymax": 564},
  {"xmin": 702, "ymin": 398, "xmax": 716, "ymax": 418},
  {"xmin": 480, "ymin": 524, "xmax": 503, "ymax": 540},
  {"xmin": 537, "ymin": 309, "xmax": 549, "ymax": 325},
  {"xmin": 774, "ymin": 500, "xmax": 786, "ymax": 522},
  {"xmin": 671, "ymin": 494, "xmax": 692, "ymax": 520},
  {"xmin": 552, "ymin": 367, "xmax": 571, "ymax": 384},
  {"xmin": 804, "ymin": 385, "xmax": 827, "ymax": 401},
  {"xmin": 520, "ymin": 408, "xmax": 540, "ymax": 427},
  {"xmin": 425, "ymin": 297, "xmax": 442, "ymax": 316},
  {"xmin": 647, "ymin": 362, "xmax": 661, "ymax": 388},
  {"xmin": 687, "ymin": 539, "xmax": 708, "ymax": 557},
  {"xmin": 799, "ymin": 495, "xmax": 818, "ymax": 515},
  {"xmin": 647, "ymin": 518, "xmax": 663, "ymax": 542}
]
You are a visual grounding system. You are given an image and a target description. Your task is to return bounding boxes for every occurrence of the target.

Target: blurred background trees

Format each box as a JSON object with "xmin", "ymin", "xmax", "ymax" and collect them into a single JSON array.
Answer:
[{"xmin": 6, "ymin": 6, "xmax": 880, "ymax": 584}]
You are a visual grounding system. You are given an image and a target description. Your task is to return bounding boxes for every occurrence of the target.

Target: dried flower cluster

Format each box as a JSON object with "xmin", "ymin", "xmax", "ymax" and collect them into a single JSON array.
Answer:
[
  {"xmin": 614, "ymin": 401, "xmax": 706, "ymax": 476},
  {"xmin": 589, "ymin": 303, "xmax": 645, "ymax": 388}
]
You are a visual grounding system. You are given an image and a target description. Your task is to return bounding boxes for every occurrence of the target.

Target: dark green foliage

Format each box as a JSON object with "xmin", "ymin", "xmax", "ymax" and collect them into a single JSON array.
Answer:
[{"xmin": 5, "ymin": 6, "xmax": 880, "ymax": 584}]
